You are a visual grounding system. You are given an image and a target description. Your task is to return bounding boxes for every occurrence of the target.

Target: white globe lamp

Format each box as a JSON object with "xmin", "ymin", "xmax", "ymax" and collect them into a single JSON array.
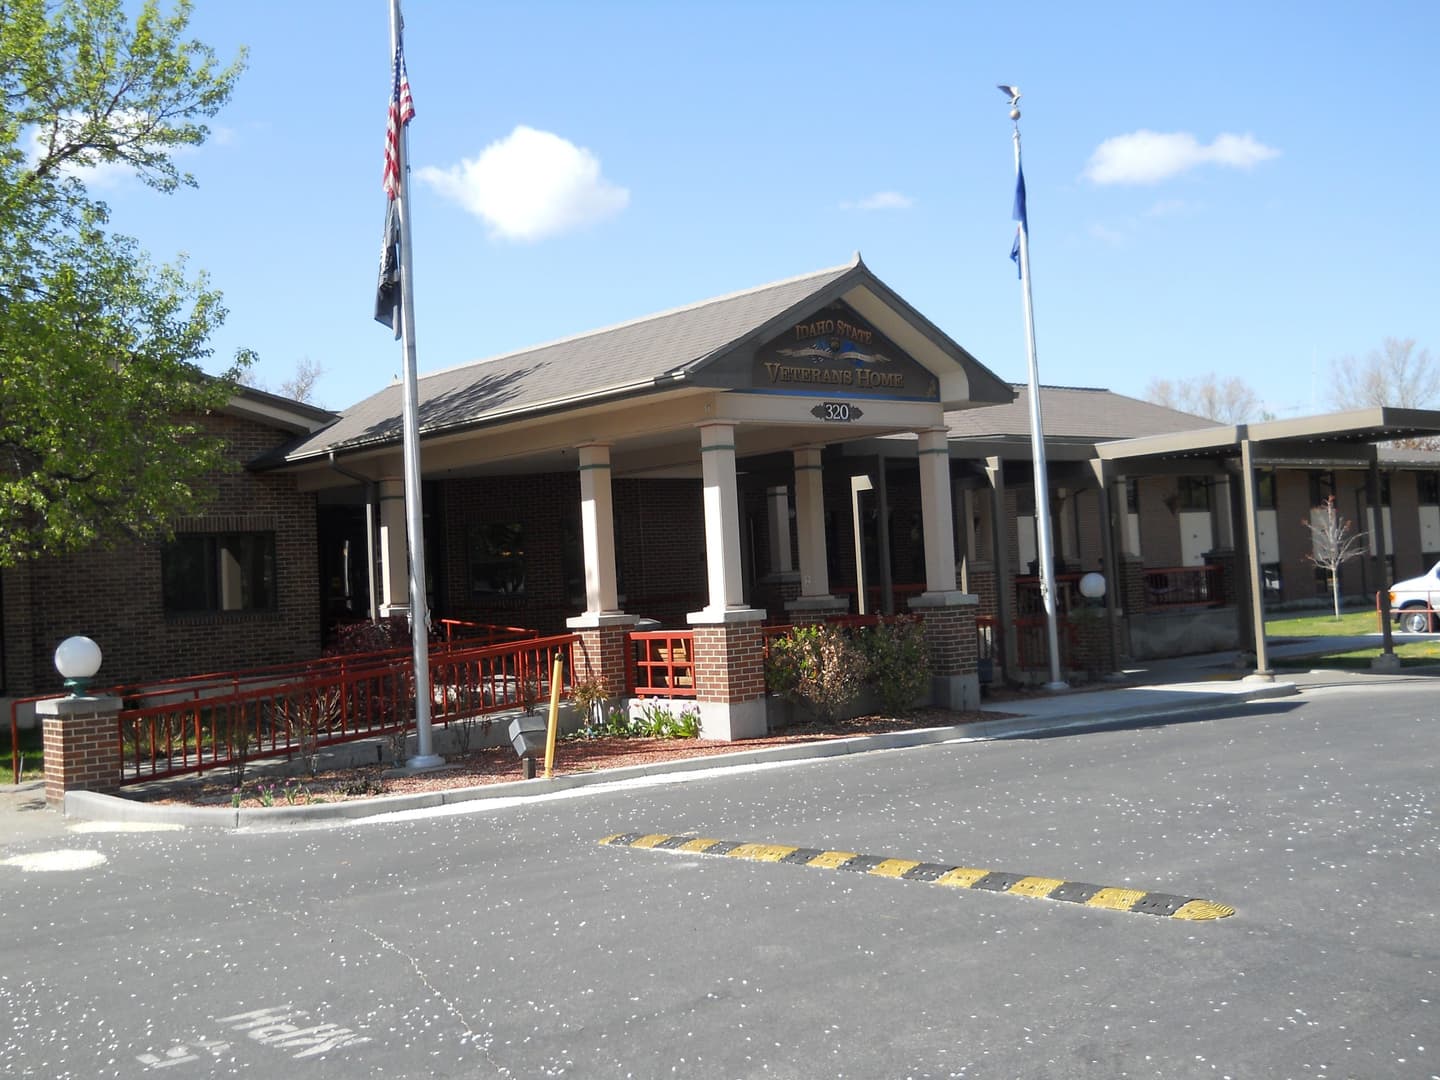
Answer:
[
  {"xmin": 1078, "ymin": 572, "xmax": 1107, "ymax": 601},
  {"xmin": 54, "ymin": 635, "xmax": 103, "ymax": 697}
]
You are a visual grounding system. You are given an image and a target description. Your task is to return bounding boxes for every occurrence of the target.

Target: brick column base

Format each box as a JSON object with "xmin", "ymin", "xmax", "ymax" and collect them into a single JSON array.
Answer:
[
  {"xmin": 1118, "ymin": 555, "xmax": 1147, "ymax": 616},
  {"xmin": 1070, "ymin": 609, "xmax": 1122, "ymax": 678},
  {"xmin": 907, "ymin": 592, "xmax": 980, "ymax": 711},
  {"xmin": 689, "ymin": 611, "xmax": 768, "ymax": 740},
  {"xmin": 567, "ymin": 614, "xmax": 638, "ymax": 698},
  {"xmin": 39, "ymin": 695, "xmax": 123, "ymax": 806}
]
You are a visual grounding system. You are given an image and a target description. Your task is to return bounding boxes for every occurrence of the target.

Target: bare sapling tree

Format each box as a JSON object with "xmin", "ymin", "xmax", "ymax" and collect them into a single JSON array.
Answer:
[{"xmin": 1303, "ymin": 496, "xmax": 1368, "ymax": 617}]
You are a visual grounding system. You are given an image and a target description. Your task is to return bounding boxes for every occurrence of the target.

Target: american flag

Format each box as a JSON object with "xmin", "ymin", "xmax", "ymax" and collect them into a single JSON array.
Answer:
[{"xmin": 382, "ymin": 36, "xmax": 414, "ymax": 200}]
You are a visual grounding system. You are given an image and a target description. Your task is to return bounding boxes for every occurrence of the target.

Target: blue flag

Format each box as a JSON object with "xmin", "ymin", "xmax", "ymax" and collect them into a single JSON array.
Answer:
[{"xmin": 1010, "ymin": 165, "xmax": 1027, "ymax": 278}]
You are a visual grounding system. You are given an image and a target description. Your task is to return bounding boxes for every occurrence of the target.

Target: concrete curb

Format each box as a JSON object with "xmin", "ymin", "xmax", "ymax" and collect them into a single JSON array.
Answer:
[{"xmin": 61, "ymin": 682, "xmax": 1298, "ymax": 830}]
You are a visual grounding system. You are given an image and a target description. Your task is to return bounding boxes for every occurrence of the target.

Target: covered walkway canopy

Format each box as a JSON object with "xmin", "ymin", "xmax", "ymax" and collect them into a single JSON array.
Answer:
[{"xmin": 1096, "ymin": 407, "xmax": 1440, "ymax": 675}]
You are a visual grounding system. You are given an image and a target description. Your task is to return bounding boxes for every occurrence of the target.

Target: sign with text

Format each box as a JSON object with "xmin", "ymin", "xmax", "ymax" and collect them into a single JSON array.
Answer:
[{"xmin": 753, "ymin": 302, "xmax": 939, "ymax": 401}]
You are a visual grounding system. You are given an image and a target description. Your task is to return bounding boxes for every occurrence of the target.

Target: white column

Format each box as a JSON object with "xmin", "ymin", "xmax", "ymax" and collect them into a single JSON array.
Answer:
[
  {"xmin": 766, "ymin": 485, "xmax": 793, "ymax": 574},
  {"xmin": 377, "ymin": 476, "xmax": 409, "ymax": 616},
  {"xmin": 793, "ymin": 447, "xmax": 831, "ymax": 598},
  {"xmin": 917, "ymin": 428, "xmax": 958, "ymax": 595},
  {"xmin": 577, "ymin": 443, "xmax": 620, "ymax": 615},
  {"xmin": 690, "ymin": 421, "xmax": 749, "ymax": 619}
]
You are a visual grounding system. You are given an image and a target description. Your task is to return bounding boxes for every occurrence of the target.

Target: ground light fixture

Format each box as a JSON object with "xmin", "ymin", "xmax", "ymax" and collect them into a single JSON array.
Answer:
[
  {"xmin": 508, "ymin": 716, "xmax": 548, "ymax": 779},
  {"xmin": 54, "ymin": 635, "xmax": 103, "ymax": 696}
]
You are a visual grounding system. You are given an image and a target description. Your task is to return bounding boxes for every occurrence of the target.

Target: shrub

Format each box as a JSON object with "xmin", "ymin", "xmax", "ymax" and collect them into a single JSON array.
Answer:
[
  {"xmin": 571, "ymin": 675, "xmax": 613, "ymax": 730},
  {"xmin": 860, "ymin": 619, "xmax": 930, "ymax": 715},
  {"xmin": 765, "ymin": 624, "xmax": 864, "ymax": 723}
]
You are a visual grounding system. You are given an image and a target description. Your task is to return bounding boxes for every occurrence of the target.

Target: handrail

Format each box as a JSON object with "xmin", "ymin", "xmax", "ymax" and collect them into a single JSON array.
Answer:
[
  {"xmin": 1143, "ymin": 564, "xmax": 1220, "ymax": 608},
  {"xmin": 114, "ymin": 632, "xmax": 577, "ymax": 786}
]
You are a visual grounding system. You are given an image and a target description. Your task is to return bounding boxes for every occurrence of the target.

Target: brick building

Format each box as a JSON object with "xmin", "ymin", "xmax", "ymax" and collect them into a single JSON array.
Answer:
[
  {"xmin": 9, "ymin": 261, "xmax": 1440, "ymax": 727},
  {"xmin": 1, "ymin": 389, "xmax": 333, "ymax": 700}
]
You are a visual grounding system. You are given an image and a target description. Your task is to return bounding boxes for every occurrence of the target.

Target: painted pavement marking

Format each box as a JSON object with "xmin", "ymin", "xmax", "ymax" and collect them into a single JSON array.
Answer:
[
  {"xmin": 600, "ymin": 833, "xmax": 1235, "ymax": 920},
  {"xmin": 135, "ymin": 1005, "xmax": 372, "ymax": 1070}
]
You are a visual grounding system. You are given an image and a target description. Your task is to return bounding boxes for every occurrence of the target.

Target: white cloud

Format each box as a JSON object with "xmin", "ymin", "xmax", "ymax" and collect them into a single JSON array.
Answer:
[
  {"xmin": 416, "ymin": 125, "xmax": 629, "ymax": 241},
  {"xmin": 841, "ymin": 191, "xmax": 915, "ymax": 211},
  {"xmin": 1083, "ymin": 130, "xmax": 1279, "ymax": 185},
  {"xmin": 25, "ymin": 112, "xmax": 146, "ymax": 189}
]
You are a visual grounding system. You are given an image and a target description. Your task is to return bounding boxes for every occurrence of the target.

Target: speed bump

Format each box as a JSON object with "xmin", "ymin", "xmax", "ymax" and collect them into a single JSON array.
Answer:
[{"xmin": 600, "ymin": 833, "xmax": 1234, "ymax": 920}]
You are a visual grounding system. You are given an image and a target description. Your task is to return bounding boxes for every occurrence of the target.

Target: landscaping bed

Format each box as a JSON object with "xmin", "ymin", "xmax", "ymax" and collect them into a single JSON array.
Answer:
[{"xmin": 134, "ymin": 706, "xmax": 1007, "ymax": 809}]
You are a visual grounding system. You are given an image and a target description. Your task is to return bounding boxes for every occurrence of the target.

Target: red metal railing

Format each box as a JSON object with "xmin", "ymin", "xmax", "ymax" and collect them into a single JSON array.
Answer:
[
  {"xmin": 1015, "ymin": 573, "xmax": 1085, "ymax": 617},
  {"xmin": 626, "ymin": 631, "xmax": 696, "ymax": 699},
  {"xmin": 114, "ymin": 633, "xmax": 577, "ymax": 785},
  {"xmin": 1143, "ymin": 565, "xmax": 1221, "ymax": 608},
  {"xmin": 436, "ymin": 619, "xmax": 539, "ymax": 645},
  {"xmin": 1012, "ymin": 615, "xmax": 1076, "ymax": 672}
]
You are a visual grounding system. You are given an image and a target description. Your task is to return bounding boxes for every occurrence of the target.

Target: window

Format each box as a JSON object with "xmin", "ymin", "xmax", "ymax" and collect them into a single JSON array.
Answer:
[
  {"xmin": 1419, "ymin": 472, "xmax": 1440, "ymax": 506},
  {"xmin": 1177, "ymin": 476, "xmax": 1210, "ymax": 512},
  {"xmin": 1255, "ymin": 471, "xmax": 1277, "ymax": 510},
  {"xmin": 468, "ymin": 522, "xmax": 525, "ymax": 596},
  {"xmin": 162, "ymin": 532, "xmax": 276, "ymax": 613},
  {"xmin": 1308, "ymin": 470, "xmax": 1334, "ymax": 507}
]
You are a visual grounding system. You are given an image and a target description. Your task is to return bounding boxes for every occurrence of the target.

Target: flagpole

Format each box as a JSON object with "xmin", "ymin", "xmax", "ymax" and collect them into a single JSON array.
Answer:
[
  {"xmin": 390, "ymin": 0, "xmax": 441, "ymax": 767},
  {"xmin": 1006, "ymin": 90, "xmax": 1067, "ymax": 690}
]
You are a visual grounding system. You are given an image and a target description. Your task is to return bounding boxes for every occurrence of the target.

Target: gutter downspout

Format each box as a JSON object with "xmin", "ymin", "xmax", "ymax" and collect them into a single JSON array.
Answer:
[{"xmin": 328, "ymin": 451, "xmax": 380, "ymax": 622}]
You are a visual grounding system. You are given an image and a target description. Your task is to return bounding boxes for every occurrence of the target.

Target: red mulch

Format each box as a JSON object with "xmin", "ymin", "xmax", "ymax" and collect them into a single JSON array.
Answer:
[{"xmin": 138, "ymin": 706, "xmax": 1011, "ymax": 809}]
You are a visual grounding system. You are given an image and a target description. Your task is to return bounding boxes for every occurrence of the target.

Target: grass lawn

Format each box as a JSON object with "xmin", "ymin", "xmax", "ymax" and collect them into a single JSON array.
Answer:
[
  {"xmin": 1266, "ymin": 608, "xmax": 1440, "ymax": 669},
  {"xmin": 2, "ymin": 725, "xmax": 44, "ymax": 783},
  {"xmin": 1266, "ymin": 610, "xmax": 1385, "ymax": 637}
]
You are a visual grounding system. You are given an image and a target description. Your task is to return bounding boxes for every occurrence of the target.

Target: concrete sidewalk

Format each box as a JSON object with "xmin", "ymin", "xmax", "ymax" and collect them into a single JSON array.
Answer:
[{"xmin": 5, "ymin": 642, "xmax": 1435, "ymax": 836}]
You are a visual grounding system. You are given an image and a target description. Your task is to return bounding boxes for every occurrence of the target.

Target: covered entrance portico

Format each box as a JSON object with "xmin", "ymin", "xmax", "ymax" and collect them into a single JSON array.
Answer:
[{"xmin": 275, "ymin": 258, "xmax": 1013, "ymax": 738}]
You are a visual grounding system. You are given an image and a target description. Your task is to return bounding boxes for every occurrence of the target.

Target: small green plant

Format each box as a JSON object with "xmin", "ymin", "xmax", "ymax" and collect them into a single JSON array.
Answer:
[
  {"xmin": 282, "ymin": 779, "xmax": 308, "ymax": 805},
  {"xmin": 672, "ymin": 707, "xmax": 701, "ymax": 739},
  {"xmin": 571, "ymin": 675, "xmax": 613, "ymax": 731},
  {"xmin": 630, "ymin": 701, "xmax": 702, "ymax": 739},
  {"xmin": 226, "ymin": 715, "xmax": 254, "ymax": 789},
  {"xmin": 256, "ymin": 782, "xmax": 276, "ymax": 808},
  {"xmin": 448, "ymin": 713, "xmax": 492, "ymax": 758},
  {"xmin": 287, "ymin": 689, "xmax": 341, "ymax": 777},
  {"xmin": 765, "ymin": 624, "xmax": 864, "ymax": 723},
  {"xmin": 575, "ymin": 705, "xmax": 635, "ymax": 739},
  {"xmin": 860, "ymin": 619, "xmax": 930, "ymax": 715}
]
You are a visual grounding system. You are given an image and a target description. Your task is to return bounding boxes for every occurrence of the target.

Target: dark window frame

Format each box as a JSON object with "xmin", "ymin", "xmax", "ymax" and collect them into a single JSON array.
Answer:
[{"xmin": 162, "ymin": 531, "xmax": 277, "ymax": 614}]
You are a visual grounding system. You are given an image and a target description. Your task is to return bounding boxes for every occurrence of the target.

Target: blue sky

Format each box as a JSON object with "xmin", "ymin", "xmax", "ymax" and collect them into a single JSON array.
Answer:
[{"xmin": 88, "ymin": 1, "xmax": 1440, "ymax": 418}]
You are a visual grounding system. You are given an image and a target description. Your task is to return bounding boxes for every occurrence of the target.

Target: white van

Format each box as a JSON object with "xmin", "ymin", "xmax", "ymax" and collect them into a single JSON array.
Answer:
[{"xmin": 1388, "ymin": 561, "xmax": 1440, "ymax": 632}]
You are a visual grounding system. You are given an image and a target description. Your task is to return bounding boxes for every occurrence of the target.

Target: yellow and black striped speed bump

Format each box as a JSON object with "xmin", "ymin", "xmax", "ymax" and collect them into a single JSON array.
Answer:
[{"xmin": 599, "ymin": 833, "xmax": 1234, "ymax": 921}]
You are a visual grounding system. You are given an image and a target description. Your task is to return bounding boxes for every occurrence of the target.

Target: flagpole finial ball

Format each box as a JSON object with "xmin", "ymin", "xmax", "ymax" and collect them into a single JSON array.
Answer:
[{"xmin": 1010, "ymin": 107, "xmax": 1021, "ymax": 121}]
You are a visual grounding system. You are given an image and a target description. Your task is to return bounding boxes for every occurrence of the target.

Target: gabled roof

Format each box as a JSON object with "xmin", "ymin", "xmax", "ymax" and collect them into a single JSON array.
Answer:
[
  {"xmin": 944, "ymin": 384, "xmax": 1216, "ymax": 442},
  {"xmin": 280, "ymin": 256, "xmax": 1010, "ymax": 464}
]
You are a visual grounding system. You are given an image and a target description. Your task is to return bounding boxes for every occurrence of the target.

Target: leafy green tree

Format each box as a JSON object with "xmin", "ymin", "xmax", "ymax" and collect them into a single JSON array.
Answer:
[{"xmin": 0, "ymin": 0, "xmax": 249, "ymax": 565}]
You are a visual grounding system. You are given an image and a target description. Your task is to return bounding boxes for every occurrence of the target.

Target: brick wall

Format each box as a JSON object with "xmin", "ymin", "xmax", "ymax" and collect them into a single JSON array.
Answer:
[
  {"xmin": 691, "ymin": 622, "xmax": 767, "ymax": 703},
  {"xmin": 8, "ymin": 412, "xmax": 320, "ymax": 695}
]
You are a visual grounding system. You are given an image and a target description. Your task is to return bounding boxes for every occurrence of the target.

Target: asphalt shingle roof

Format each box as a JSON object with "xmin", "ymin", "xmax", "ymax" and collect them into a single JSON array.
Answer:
[
  {"xmin": 945, "ymin": 384, "xmax": 1219, "ymax": 442},
  {"xmin": 284, "ymin": 261, "xmax": 863, "ymax": 462}
]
